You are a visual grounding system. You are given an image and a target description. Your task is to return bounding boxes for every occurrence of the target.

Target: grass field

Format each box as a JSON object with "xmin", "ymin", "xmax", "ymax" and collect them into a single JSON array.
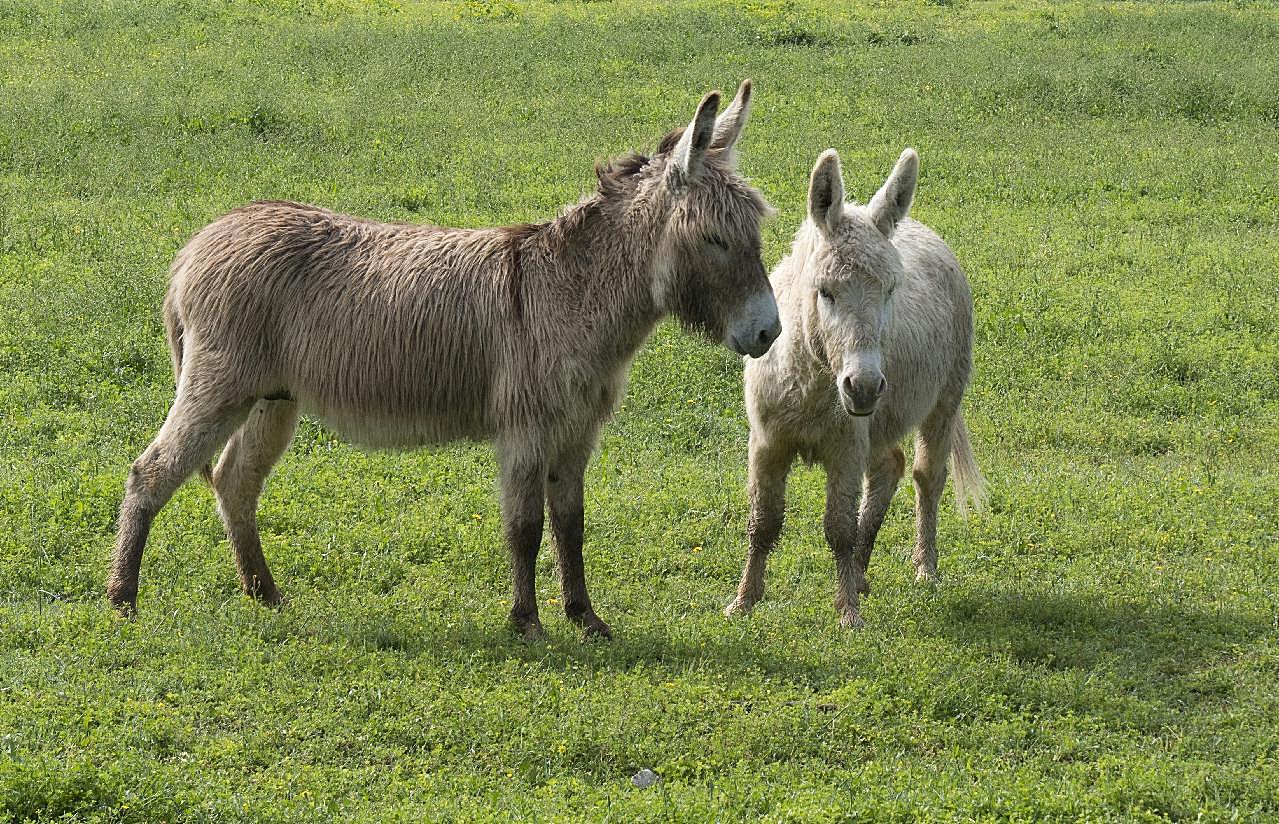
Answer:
[{"xmin": 3, "ymin": 0, "xmax": 1279, "ymax": 820}]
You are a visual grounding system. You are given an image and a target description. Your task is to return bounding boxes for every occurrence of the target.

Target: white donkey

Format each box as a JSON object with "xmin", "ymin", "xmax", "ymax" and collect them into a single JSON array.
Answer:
[{"xmin": 725, "ymin": 147, "xmax": 984, "ymax": 628}]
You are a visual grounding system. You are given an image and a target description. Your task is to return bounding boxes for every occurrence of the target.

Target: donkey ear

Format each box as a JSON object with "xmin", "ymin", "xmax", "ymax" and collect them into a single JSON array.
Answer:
[
  {"xmin": 808, "ymin": 148, "xmax": 845, "ymax": 236},
  {"xmin": 669, "ymin": 91, "xmax": 721, "ymax": 186},
  {"xmin": 711, "ymin": 79, "xmax": 752, "ymax": 150},
  {"xmin": 868, "ymin": 148, "xmax": 919, "ymax": 238}
]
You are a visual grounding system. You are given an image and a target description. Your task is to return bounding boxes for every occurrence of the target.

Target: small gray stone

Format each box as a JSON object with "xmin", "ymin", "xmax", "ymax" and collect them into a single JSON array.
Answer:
[{"xmin": 631, "ymin": 768, "xmax": 659, "ymax": 789}]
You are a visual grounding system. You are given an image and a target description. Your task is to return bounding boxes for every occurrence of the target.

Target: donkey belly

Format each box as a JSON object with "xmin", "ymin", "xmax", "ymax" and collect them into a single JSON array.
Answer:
[
  {"xmin": 871, "ymin": 328, "xmax": 967, "ymax": 449},
  {"xmin": 286, "ymin": 353, "xmax": 498, "ymax": 449},
  {"xmin": 302, "ymin": 403, "xmax": 493, "ymax": 450},
  {"xmin": 278, "ymin": 309, "xmax": 500, "ymax": 450}
]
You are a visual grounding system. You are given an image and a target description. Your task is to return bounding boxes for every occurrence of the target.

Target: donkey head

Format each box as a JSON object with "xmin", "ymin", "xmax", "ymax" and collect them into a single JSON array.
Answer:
[
  {"xmin": 805, "ymin": 147, "xmax": 918, "ymax": 417},
  {"xmin": 648, "ymin": 82, "xmax": 780, "ymax": 358}
]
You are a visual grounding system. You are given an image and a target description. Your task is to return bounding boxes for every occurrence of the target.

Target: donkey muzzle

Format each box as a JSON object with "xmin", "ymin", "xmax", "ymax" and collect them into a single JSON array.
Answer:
[
  {"xmin": 727, "ymin": 290, "xmax": 782, "ymax": 358},
  {"xmin": 839, "ymin": 370, "xmax": 887, "ymax": 417}
]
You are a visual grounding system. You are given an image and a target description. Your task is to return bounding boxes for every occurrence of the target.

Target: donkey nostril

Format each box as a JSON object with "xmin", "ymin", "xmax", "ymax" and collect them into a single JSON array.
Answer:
[
  {"xmin": 841, "ymin": 375, "xmax": 855, "ymax": 396},
  {"xmin": 877, "ymin": 376, "xmax": 888, "ymax": 396}
]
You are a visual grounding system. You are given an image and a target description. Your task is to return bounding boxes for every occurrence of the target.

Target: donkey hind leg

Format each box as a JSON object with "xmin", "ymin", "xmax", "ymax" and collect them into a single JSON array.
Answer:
[
  {"xmin": 825, "ymin": 456, "xmax": 867, "ymax": 629},
  {"xmin": 211, "ymin": 399, "xmax": 299, "ymax": 606},
  {"xmin": 546, "ymin": 436, "xmax": 610, "ymax": 639},
  {"xmin": 499, "ymin": 446, "xmax": 548, "ymax": 641},
  {"xmin": 912, "ymin": 406, "xmax": 959, "ymax": 584},
  {"xmin": 725, "ymin": 435, "xmax": 794, "ymax": 617},
  {"xmin": 853, "ymin": 445, "xmax": 906, "ymax": 595},
  {"xmin": 108, "ymin": 390, "xmax": 254, "ymax": 614}
]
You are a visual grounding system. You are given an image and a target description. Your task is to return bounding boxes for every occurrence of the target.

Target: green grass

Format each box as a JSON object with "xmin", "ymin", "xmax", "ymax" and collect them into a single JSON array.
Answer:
[{"xmin": 3, "ymin": 0, "xmax": 1279, "ymax": 820}]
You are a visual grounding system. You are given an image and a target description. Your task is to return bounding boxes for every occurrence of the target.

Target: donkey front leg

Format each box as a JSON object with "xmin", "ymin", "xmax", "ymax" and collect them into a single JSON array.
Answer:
[
  {"xmin": 498, "ymin": 449, "xmax": 547, "ymax": 640},
  {"xmin": 726, "ymin": 434, "xmax": 794, "ymax": 616},
  {"xmin": 853, "ymin": 445, "xmax": 906, "ymax": 595},
  {"xmin": 546, "ymin": 438, "xmax": 610, "ymax": 639},
  {"xmin": 825, "ymin": 456, "xmax": 867, "ymax": 629}
]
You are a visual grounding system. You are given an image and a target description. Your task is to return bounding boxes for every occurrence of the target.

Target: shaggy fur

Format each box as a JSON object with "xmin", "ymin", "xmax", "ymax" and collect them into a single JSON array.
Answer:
[
  {"xmin": 725, "ymin": 148, "xmax": 984, "ymax": 629},
  {"xmin": 109, "ymin": 82, "xmax": 780, "ymax": 639}
]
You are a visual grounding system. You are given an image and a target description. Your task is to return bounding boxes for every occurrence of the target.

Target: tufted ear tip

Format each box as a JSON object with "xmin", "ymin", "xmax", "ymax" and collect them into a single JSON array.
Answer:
[
  {"xmin": 711, "ymin": 80, "xmax": 754, "ymax": 151},
  {"xmin": 898, "ymin": 148, "xmax": 919, "ymax": 176}
]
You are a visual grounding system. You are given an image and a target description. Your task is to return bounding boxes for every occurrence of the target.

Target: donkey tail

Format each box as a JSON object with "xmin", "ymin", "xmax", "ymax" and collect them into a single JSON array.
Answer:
[
  {"xmin": 950, "ymin": 410, "xmax": 986, "ymax": 518},
  {"xmin": 163, "ymin": 284, "xmax": 214, "ymax": 485}
]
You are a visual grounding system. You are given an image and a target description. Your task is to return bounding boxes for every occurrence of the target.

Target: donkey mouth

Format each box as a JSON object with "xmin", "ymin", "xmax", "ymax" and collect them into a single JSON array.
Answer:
[
  {"xmin": 729, "ymin": 333, "xmax": 771, "ymax": 359},
  {"xmin": 840, "ymin": 399, "xmax": 877, "ymax": 418}
]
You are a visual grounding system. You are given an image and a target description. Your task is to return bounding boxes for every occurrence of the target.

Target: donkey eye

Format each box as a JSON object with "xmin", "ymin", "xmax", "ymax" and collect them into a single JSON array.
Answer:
[{"xmin": 818, "ymin": 287, "xmax": 834, "ymax": 302}]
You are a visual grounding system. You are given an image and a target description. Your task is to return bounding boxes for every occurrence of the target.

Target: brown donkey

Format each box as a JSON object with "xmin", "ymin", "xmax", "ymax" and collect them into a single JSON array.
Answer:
[{"xmin": 109, "ymin": 82, "xmax": 780, "ymax": 639}]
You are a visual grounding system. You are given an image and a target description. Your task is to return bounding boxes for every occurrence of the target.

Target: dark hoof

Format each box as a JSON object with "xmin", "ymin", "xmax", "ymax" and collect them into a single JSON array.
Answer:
[
  {"xmin": 107, "ymin": 588, "xmax": 138, "ymax": 618},
  {"xmin": 839, "ymin": 609, "xmax": 866, "ymax": 630},
  {"xmin": 110, "ymin": 600, "xmax": 137, "ymax": 619},
  {"xmin": 568, "ymin": 606, "xmax": 613, "ymax": 640},
  {"xmin": 244, "ymin": 574, "xmax": 285, "ymax": 607},
  {"xmin": 581, "ymin": 616, "xmax": 613, "ymax": 640},
  {"xmin": 510, "ymin": 613, "xmax": 545, "ymax": 642},
  {"xmin": 252, "ymin": 588, "xmax": 287, "ymax": 609}
]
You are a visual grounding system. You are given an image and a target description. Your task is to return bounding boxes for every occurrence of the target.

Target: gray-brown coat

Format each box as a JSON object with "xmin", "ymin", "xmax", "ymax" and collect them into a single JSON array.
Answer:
[{"xmin": 109, "ymin": 83, "xmax": 779, "ymax": 639}]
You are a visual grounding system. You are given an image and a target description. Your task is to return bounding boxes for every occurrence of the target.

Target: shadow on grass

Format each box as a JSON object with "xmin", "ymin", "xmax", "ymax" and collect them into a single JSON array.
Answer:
[
  {"xmin": 924, "ymin": 587, "xmax": 1273, "ymax": 713},
  {"xmin": 345, "ymin": 616, "xmax": 836, "ymax": 682},
  {"xmin": 252, "ymin": 583, "xmax": 1275, "ymax": 720},
  {"xmin": 936, "ymin": 587, "xmax": 1266, "ymax": 665}
]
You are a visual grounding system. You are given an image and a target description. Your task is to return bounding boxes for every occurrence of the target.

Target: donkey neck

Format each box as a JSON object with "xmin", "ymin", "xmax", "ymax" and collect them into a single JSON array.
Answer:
[{"xmin": 525, "ymin": 191, "xmax": 670, "ymax": 375}]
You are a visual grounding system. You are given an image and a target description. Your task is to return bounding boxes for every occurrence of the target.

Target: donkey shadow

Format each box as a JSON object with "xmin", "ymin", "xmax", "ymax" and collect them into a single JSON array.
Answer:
[
  {"xmin": 326, "ymin": 584, "xmax": 1272, "ymax": 703},
  {"xmin": 356, "ymin": 616, "xmax": 839, "ymax": 682},
  {"xmin": 922, "ymin": 586, "xmax": 1272, "ymax": 710}
]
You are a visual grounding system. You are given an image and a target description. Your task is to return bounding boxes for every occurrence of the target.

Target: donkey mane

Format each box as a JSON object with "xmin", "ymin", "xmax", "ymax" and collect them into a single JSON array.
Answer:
[
  {"xmin": 594, "ymin": 151, "xmax": 650, "ymax": 195},
  {"xmin": 596, "ymin": 122, "xmax": 741, "ymax": 195},
  {"xmin": 593, "ymin": 126, "xmax": 689, "ymax": 194},
  {"xmin": 495, "ymin": 129, "xmax": 690, "ymax": 298}
]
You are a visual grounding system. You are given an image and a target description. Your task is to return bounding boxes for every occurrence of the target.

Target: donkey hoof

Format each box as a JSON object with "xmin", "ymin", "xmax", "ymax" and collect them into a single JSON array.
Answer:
[
  {"xmin": 509, "ymin": 613, "xmax": 546, "ymax": 642},
  {"xmin": 109, "ymin": 599, "xmax": 138, "ymax": 619},
  {"xmin": 252, "ymin": 588, "xmax": 287, "ymax": 609},
  {"xmin": 838, "ymin": 609, "xmax": 865, "ymax": 630},
  {"xmin": 914, "ymin": 569, "xmax": 939, "ymax": 586},
  {"xmin": 567, "ymin": 606, "xmax": 612, "ymax": 640},
  {"xmin": 107, "ymin": 586, "xmax": 138, "ymax": 618},
  {"xmin": 581, "ymin": 617, "xmax": 613, "ymax": 640},
  {"xmin": 724, "ymin": 597, "xmax": 754, "ymax": 617}
]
